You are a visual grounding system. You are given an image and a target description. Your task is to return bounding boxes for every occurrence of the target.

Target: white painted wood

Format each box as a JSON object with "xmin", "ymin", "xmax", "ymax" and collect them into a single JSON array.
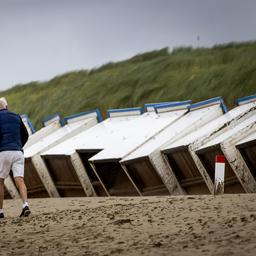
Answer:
[
  {"xmin": 70, "ymin": 152, "xmax": 96, "ymax": 197},
  {"xmin": 42, "ymin": 115, "xmax": 142, "ymax": 157},
  {"xmin": 21, "ymin": 116, "xmax": 33, "ymax": 136},
  {"xmin": 4, "ymin": 176, "xmax": 20, "ymax": 199},
  {"xmin": 189, "ymin": 148, "xmax": 215, "ymax": 194},
  {"xmin": 120, "ymin": 104, "xmax": 223, "ymax": 195},
  {"xmin": 150, "ymin": 151, "xmax": 185, "ymax": 195},
  {"xmin": 31, "ymin": 155, "xmax": 60, "ymax": 197},
  {"xmin": 236, "ymin": 132, "xmax": 256, "ymax": 146},
  {"xmin": 90, "ymin": 109, "xmax": 188, "ymax": 162},
  {"xmin": 25, "ymin": 118, "xmax": 97, "ymax": 158},
  {"xmin": 220, "ymin": 125, "xmax": 256, "ymax": 193},
  {"xmin": 22, "ymin": 114, "xmax": 99, "ymax": 198},
  {"xmin": 193, "ymin": 113, "xmax": 256, "ymax": 193},
  {"xmin": 24, "ymin": 122, "xmax": 61, "ymax": 149},
  {"xmin": 159, "ymin": 102, "xmax": 256, "ymax": 195},
  {"xmin": 169, "ymin": 102, "xmax": 256, "ymax": 152}
]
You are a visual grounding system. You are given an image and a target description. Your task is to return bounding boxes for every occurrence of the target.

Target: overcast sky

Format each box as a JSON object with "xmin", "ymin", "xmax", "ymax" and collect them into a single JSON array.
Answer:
[{"xmin": 0, "ymin": 0, "xmax": 256, "ymax": 90}]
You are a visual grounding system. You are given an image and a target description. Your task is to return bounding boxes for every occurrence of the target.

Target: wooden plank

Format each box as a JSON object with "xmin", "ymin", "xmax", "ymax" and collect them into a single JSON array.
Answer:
[{"xmin": 43, "ymin": 155, "xmax": 86, "ymax": 197}]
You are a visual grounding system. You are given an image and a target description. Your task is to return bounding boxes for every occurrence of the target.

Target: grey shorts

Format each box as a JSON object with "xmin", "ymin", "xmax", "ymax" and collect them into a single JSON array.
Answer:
[{"xmin": 0, "ymin": 151, "xmax": 24, "ymax": 179}]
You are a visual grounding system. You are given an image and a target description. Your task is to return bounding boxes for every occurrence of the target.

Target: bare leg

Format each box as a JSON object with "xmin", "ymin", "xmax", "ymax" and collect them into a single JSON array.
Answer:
[
  {"xmin": 14, "ymin": 177, "xmax": 28, "ymax": 204},
  {"xmin": 0, "ymin": 178, "xmax": 4, "ymax": 209}
]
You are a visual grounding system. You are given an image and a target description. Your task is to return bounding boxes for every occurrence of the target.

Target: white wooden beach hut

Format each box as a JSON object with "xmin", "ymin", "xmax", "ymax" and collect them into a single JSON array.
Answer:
[
  {"xmin": 4, "ymin": 114, "xmax": 62, "ymax": 199},
  {"xmin": 193, "ymin": 111, "xmax": 256, "ymax": 194},
  {"xmin": 22, "ymin": 110, "xmax": 100, "ymax": 198},
  {"xmin": 161, "ymin": 95, "xmax": 256, "ymax": 194},
  {"xmin": 88, "ymin": 101, "xmax": 198, "ymax": 196},
  {"xmin": 24, "ymin": 114, "xmax": 62, "ymax": 149},
  {"xmin": 119, "ymin": 97, "xmax": 227, "ymax": 196},
  {"xmin": 40, "ymin": 107, "xmax": 144, "ymax": 197},
  {"xmin": 236, "ymin": 132, "xmax": 256, "ymax": 181},
  {"xmin": 21, "ymin": 114, "xmax": 35, "ymax": 135}
]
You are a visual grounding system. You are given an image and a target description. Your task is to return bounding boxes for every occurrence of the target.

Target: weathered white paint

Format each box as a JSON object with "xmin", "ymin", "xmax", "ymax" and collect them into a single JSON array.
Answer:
[
  {"xmin": 220, "ymin": 125, "xmax": 256, "ymax": 193},
  {"xmin": 90, "ymin": 108, "xmax": 189, "ymax": 162},
  {"xmin": 31, "ymin": 155, "xmax": 60, "ymax": 197},
  {"xmin": 197, "ymin": 114, "xmax": 256, "ymax": 151},
  {"xmin": 41, "ymin": 110, "xmax": 144, "ymax": 196},
  {"xmin": 236, "ymin": 132, "xmax": 256, "ymax": 146},
  {"xmin": 21, "ymin": 115, "xmax": 34, "ymax": 136},
  {"xmin": 235, "ymin": 132, "xmax": 256, "ymax": 179},
  {"xmin": 24, "ymin": 122, "xmax": 61, "ymax": 149},
  {"xmin": 25, "ymin": 118, "xmax": 97, "ymax": 158},
  {"xmin": 150, "ymin": 151, "xmax": 185, "ymax": 195},
  {"xmin": 156, "ymin": 102, "xmax": 256, "ymax": 194},
  {"xmin": 167, "ymin": 102, "xmax": 256, "ymax": 152},
  {"xmin": 4, "ymin": 176, "xmax": 20, "ymax": 199},
  {"xmin": 123, "ymin": 105, "xmax": 223, "ymax": 162},
  {"xmin": 189, "ymin": 148, "xmax": 215, "ymax": 193},
  {"xmin": 23, "ymin": 114, "xmax": 98, "ymax": 197},
  {"xmin": 88, "ymin": 104, "xmax": 191, "ymax": 195},
  {"xmin": 120, "ymin": 104, "xmax": 224, "ymax": 194},
  {"xmin": 42, "ymin": 114, "xmax": 143, "ymax": 156},
  {"xmin": 194, "ymin": 113, "xmax": 256, "ymax": 193},
  {"xmin": 66, "ymin": 112, "xmax": 99, "ymax": 124},
  {"xmin": 43, "ymin": 114, "xmax": 61, "ymax": 127},
  {"xmin": 108, "ymin": 109, "xmax": 143, "ymax": 117},
  {"xmin": 70, "ymin": 152, "xmax": 97, "ymax": 197}
]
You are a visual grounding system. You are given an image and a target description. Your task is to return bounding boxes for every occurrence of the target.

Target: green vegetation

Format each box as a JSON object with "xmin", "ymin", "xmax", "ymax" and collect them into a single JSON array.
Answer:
[{"xmin": 1, "ymin": 41, "xmax": 256, "ymax": 129}]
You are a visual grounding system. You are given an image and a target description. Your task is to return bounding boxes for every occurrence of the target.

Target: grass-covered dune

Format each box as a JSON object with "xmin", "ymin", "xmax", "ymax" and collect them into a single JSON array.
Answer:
[{"xmin": 1, "ymin": 42, "xmax": 256, "ymax": 129}]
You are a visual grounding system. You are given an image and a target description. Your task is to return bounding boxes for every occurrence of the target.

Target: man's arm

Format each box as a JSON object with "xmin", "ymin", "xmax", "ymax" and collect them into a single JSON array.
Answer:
[
  {"xmin": 20, "ymin": 117, "xmax": 29, "ymax": 147},
  {"xmin": 0, "ymin": 131, "xmax": 1, "ymax": 143}
]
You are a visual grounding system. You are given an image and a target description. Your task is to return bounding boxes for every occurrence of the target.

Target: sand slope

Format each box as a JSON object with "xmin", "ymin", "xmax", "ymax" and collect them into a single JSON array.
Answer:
[{"xmin": 1, "ymin": 195, "xmax": 256, "ymax": 256}]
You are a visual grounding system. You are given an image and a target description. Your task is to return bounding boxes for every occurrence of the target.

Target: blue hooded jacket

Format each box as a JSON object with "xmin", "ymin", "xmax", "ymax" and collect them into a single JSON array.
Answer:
[{"xmin": 0, "ymin": 109, "xmax": 29, "ymax": 152}]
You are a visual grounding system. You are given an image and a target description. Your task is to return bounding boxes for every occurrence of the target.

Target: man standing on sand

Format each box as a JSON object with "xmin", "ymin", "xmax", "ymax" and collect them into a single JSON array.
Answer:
[{"xmin": 0, "ymin": 97, "xmax": 31, "ymax": 218}]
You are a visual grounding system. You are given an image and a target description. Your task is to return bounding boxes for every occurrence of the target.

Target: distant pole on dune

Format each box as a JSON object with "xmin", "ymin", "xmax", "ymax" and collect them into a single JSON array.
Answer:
[
  {"xmin": 196, "ymin": 34, "xmax": 200, "ymax": 47},
  {"xmin": 214, "ymin": 155, "xmax": 225, "ymax": 195}
]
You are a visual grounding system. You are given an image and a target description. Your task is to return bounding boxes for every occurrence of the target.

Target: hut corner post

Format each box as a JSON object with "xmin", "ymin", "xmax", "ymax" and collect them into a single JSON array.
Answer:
[
  {"xmin": 221, "ymin": 140, "xmax": 256, "ymax": 193},
  {"xmin": 5, "ymin": 176, "xmax": 20, "ymax": 199},
  {"xmin": 152, "ymin": 151, "xmax": 185, "ymax": 195},
  {"xmin": 32, "ymin": 155, "xmax": 60, "ymax": 197},
  {"xmin": 220, "ymin": 123, "xmax": 256, "ymax": 193},
  {"xmin": 70, "ymin": 152, "xmax": 97, "ymax": 197},
  {"xmin": 189, "ymin": 148, "xmax": 215, "ymax": 194}
]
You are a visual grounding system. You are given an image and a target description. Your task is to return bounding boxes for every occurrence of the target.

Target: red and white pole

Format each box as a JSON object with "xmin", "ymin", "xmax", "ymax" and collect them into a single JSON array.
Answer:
[{"xmin": 214, "ymin": 155, "xmax": 225, "ymax": 195}]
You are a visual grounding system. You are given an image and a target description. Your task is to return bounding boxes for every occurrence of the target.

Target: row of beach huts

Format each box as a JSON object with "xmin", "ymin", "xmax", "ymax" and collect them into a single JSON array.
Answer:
[{"xmin": 4, "ymin": 95, "xmax": 256, "ymax": 199}]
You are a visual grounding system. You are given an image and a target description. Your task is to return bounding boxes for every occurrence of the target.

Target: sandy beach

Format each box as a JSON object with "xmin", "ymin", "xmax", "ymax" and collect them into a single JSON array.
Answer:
[{"xmin": 0, "ymin": 194, "xmax": 256, "ymax": 256}]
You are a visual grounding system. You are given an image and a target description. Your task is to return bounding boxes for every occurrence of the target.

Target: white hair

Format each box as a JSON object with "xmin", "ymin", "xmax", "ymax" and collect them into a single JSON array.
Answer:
[{"xmin": 0, "ymin": 97, "xmax": 8, "ymax": 109}]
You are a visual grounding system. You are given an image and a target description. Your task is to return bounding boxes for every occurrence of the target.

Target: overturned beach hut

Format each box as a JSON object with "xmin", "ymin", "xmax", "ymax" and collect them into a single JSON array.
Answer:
[
  {"xmin": 4, "ymin": 115, "xmax": 61, "ymax": 199},
  {"xmin": 161, "ymin": 95, "xmax": 256, "ymax": 194},
  {"xmin": 21, "ymin": 114, "xmax": 36, "ymax": 135},
  {"xmin": 235, "ymin": 95, "xmax": 256, "ymax": 181},
  {"xmin": 41, "ymin": 107, "xmax": 144, "ymax": 197},
  {"xmin": 236, "ymin": 132, "xmax": 256, "ymax": 180},
  {"xmin": 194, "ymin": 112, "xmax": 256, "ymax": 193},
  {"xmin": 89, "ymin": 101, "xmax": 196, "ymax": 196},
  {"xmin": 22, "ymin": 110, "xmax": 100, "ymax": 198},
  {"xmin": 24, "ymin": 114, "xmax": 62, "ymax": 149},
  {"xmin": 120, "ymin": 97, "xmax": 226, "ymax": 196}
]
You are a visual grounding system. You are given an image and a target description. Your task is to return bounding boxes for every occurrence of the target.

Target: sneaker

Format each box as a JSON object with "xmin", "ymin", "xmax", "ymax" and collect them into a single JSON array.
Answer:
[
  {"xmin": 0, "ymin": 212, "xmax": 4, "ymax": 219},
  {"xmin": 20, "ymin": 206, "xmax": 31, "ymax": 217}
]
